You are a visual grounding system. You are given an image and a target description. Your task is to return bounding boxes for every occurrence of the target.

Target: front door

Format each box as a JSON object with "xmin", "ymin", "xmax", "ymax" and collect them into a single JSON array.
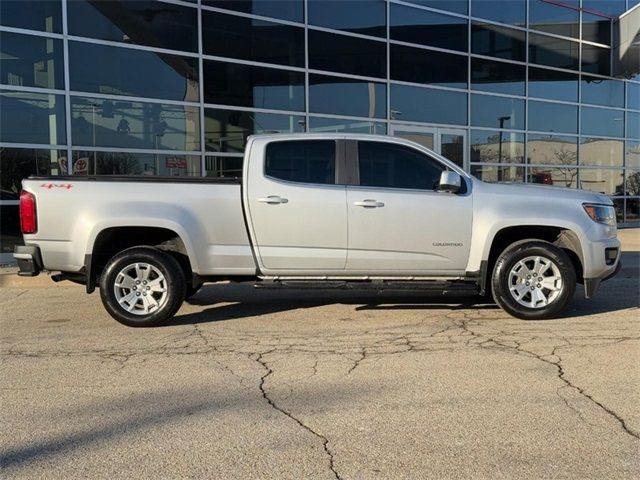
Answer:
[
  {"xmin": 246, "ymin": 139, "xmax": 348, "ymax": 273},
  {"xmin": 346, "ymin": 139, "xmax": 472, "ymax": 274},
  {"xmin": 391, "ymin": 125, "xmax": 467, "ymax": 171}
]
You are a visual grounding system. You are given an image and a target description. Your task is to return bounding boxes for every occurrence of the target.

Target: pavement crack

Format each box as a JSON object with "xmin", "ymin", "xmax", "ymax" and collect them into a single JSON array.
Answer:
[
  {"xmin": 458, "ymin": 319, "xmax": 639, "ymax": 441},
  {"xmin": 550, "ymin": 345, "xmax": 639, "ymax": 440},
  {"xmin": 347, "ymin": 347, "xmax": 366, "ymax": 375},
  {"xmin": 253, "ymin": 351, "xmax": 341, "ymax": 480}
]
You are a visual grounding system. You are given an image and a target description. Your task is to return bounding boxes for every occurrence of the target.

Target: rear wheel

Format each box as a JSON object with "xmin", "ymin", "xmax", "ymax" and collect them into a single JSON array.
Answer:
[
  {"xmin": 492, "ymin": 240, "xmax": 576, "ymax": 320},
  {"xmin": 99, "ymin": 247, "xmax": 186, "ymax": 327}
]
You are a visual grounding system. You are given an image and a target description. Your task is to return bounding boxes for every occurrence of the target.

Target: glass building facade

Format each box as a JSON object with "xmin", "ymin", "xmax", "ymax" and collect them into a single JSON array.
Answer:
[{"xmin": 1, "ymin": 0, "xmax": 639, "ymax": 258}]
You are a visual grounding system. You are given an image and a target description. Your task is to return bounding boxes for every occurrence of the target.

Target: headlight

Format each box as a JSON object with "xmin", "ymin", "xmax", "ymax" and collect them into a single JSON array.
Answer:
[{"xmin": 583, "ymin": 203, "xmax": 616, "ymax": 226}]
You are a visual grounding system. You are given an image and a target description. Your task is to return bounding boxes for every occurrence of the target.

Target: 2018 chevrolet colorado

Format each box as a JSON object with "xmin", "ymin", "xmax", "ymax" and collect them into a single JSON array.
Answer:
[{"xmin": 14, "ymin": 134, "xmax": 621, "ymax": 326}]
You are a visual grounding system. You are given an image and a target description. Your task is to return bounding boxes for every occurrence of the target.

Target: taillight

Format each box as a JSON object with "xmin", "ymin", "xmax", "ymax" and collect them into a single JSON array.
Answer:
[{"xmin": 19, "ymin": 190, "xmax": 37, "ymax": 234}]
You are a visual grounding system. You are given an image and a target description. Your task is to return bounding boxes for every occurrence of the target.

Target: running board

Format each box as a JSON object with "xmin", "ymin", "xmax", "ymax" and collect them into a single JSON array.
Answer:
[{"xmin": 254, "ymin": 279, "xmax": 480, "ymax": 295}]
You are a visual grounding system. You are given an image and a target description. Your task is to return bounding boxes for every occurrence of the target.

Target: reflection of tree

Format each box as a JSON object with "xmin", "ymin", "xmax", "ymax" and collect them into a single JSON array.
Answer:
[
  {"xmin": 96, "ymin": 152, "xmax": 141, "ymax": 175},
  {"xmin": 550, "ymin": 145, "xmax": 578, "ymax": 187},
  {"xmin": 626, "ymin": 171, "xmax": 640, "ymax": 196}
]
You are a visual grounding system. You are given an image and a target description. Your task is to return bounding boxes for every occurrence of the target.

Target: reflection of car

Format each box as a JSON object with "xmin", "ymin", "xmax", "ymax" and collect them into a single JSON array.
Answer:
[
  {"xmin": 15, "ymin": 134, "xmax": 621, "ymax": 326},
  {"xmin": 529, "ymin": 171, "xmax": 553, "ymax": 185}
]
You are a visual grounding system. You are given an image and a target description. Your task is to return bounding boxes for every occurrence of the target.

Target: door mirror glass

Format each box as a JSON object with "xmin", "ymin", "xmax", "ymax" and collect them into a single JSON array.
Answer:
[{"xmin": 438, "ymin": 170, "xmax": 462, "ymax": 193}]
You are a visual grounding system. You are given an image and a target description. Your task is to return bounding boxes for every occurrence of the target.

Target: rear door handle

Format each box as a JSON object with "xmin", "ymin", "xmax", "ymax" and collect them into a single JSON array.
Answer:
[
  {"xmin": 353, "ymin": 199, "xmax": 385, "ymax": 208},
  {"xmin": 258, "ymin": 195, "xmax": 288, "ymax": 204}
]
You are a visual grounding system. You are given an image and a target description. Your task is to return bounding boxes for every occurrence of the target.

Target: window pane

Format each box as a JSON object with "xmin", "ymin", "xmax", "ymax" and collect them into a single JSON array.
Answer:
[
  {"xmin": 470, "ymin": 130, "xmax": 524, "ymax": 163},
  {"xmin": 0, "ymin": 91, "xmax": 66, "ymax": 145},
  {"xmin": 471, "ymin": 164, "xmax": 524, "ymax": 182},
  {"xmin": 202, "ymin": 11, "xmax": 304, "ymax": 67},
  {"xmin": 582, "ymin": 13, "xmax": 611, "ymax": 45},
  {"xmin": 70, "ymin": 97, "xmax": 200, "ymax": 151},
  {"xmin": 67, "ymin": 0, "xmax": 198, "ymax": 53},
  {"xmin": 391, "ymin": 44, "xmax": 467, "ymax": 89},
  {"xmin": 308, "ymin": 30, "xmax": 386, "ymax": 79},
  {"xmin": 528, "ymin": 67, "xmax": 578, "ymax": 102},
  {"xmin": 471, "ymin": 58, "xmax": 525, "ymax": 96},
  {"xmin": 202, "ymin": 0, "xmax": 303, "ymax": 23},
  {"xmin": 581, "ymin": 76, "xmax": 624, "ymax": 108},
  {"xmin": 402, "ymin": 0, "xmax": 467, "ymax": 15},
  {"xmin": 471, "ymin": 23, "xmax": 526, "ymax": 62},
  {"xmin": 265, "ymin": 140, "xmax": 336, "ymax": 184},
  {"xmin": 471, "ymin": 94, "xmax": 524, "ymax": 129},
  {"xmin": 527, "ymin": 134, "xmax": 577, "ymax": 166},
  {"xmin": 205, "ymin": 156, "xmax": 243, "ymax": 178},
  {"xmin": 0, "ymin": 32, "xmax": 64, "ymax": 90},
  {"xmin": 626, "ymin": 171, "xmax": 640, "ymax": 196},
  {"xmin": 390, "ymin": 4, "xmax": 467, "ymax": 53},
  {"xmin": 71, "ymin": 151, "xmax": 201, "ymax": 176},
  {"xmin": 581, "ymin": 106, "xmax": 624, "ymax": 137},
  {"xmin": 529, "ymin": 33, "xmax": 579, "ymax": 70},
  {"xmin": 204, "ymin": 108, "xmax": 304, "ymax": 153},
  {"xmin": 309, "ymin": 117, "xmax": 386, "ymax": 134},
  {"xmin": 529, "ymin": 166, "xmax": 577, "ymax": 188},
  {"xmin": 309, "ymin": 74, "xmax": 386, "ymax": 118},
  {"xmin": 528, "ymin": 100, "xmax": 578, "ymax": 134},
  {"xmin": 309, "ymin": 0, "xmax": 386, "ymax": 38},
  {"xmin": 69, "ymin": 42, "xmax": 199, "ymax": 102},
  {"xmin": 203, "ymin": 60, "xmax": 305, "ymax": 111},
  {"xmin": 391, "ymin": 84, "xmax": 467, "ymax": 125},
  {"xmin": 581, "ymin": 44, "xmax": 611, "ymax": 75},
  {"xmin": 0, "ymin": 148, "xmax": 65, "ymax": 193},
  {"xmin": 528, "ymin": 0, "xmax": 579, "ymax": 38},
  {"xmin": 0, "ymin": 0, "xmax": 62, "ymax": 33},
  {"xmin": 627, "ymin": 141, "xmax": 640, "ymax": 168},
  {"xmin": 626, "ymin": 198, "xmax": 640, "ymax": 224},
  {"xmin": 358, "ymin": 141, "xmax": 444, "ymax": 190},
  {"xmin": 471, "ymin": 0, "xmax": 526, "ymax": 26},
  {"xmin": 627, "ymin": 112, "xmax": 639, "ymax": 139},
  {"xmin": 579, "ymin": 168, "xmax": 624, "ymax": 195},
  {"xmin": 582, "ymin": 1, "xmax": 625, "ymax": 16},
  {"xmin": 579, "ymin": 138, "xmax": 623, "ymax": 167},
  {"xmin": 627, "ymin": 83, "xmax": 639, "ymax": 111}
]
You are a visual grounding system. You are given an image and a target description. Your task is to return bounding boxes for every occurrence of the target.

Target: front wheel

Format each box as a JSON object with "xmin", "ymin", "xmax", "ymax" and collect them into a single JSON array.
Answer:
[
  {"xmin": 99, "ymin": 247, "xmax": 186, "ymax": 327},
  {"xmin": 492, "ymin": 240, "xmax": 576, "ymax": 320}
]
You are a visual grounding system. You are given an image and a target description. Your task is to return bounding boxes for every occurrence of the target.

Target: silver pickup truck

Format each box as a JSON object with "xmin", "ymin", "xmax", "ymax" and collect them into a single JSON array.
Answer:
[{"xmin": 15, "ymin": 134, "xmax": 621, "ymax": 326}]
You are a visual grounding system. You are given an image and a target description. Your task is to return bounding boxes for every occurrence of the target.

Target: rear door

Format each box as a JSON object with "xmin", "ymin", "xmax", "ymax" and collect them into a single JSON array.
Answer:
[
  {"xmin": 245, "ymin": 139, "xmax": 348, "ymax": 273},
  {"xmin": 346, "ymin": 140, "xmax": 473, "ymax": 274}
]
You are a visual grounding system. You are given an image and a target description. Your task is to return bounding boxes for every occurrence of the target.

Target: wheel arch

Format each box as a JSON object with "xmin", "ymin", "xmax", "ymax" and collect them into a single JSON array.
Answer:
[
  {"xmin": 87, "ymin": 226, "xmax": 196, "ymax": 293},
  {"xmin": 483, "ymin": 225, "xmax": 584, "ymax": 293}
]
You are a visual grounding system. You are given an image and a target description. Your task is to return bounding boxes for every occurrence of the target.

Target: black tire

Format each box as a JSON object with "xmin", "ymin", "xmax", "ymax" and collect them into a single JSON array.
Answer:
[
  {"xmin": 99, "ymin": 247, "xmax": 186, "ymax": 327},
  {"xmin": 492, "ymin": 240, "xmax": 576, "ymax": 320}
]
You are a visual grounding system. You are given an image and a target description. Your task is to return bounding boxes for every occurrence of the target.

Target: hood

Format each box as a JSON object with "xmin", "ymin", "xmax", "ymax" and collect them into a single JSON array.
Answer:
[{"xmin": 472, "ymin": 179, "xmax": 613, "ymax": 205}]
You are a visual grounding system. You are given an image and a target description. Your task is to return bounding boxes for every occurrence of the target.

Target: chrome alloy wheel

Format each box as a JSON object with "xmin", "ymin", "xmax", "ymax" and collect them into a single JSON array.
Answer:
[
  {"xmin": 113, "ymin": 263, "xmax": 168, "ymax": 315},
  {"xmin": 508, "ymin": 255, "xmax": 563, "ymax": 309}
]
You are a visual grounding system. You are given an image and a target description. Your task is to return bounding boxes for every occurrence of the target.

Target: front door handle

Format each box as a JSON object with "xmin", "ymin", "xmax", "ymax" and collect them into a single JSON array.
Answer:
[
  {"xmin": 353, "ymin": 199, "xmax": 385, "ymax": 208},
  {"xmin": 258, "ymin": 195, "xmax": 288, "ymax": 204}
]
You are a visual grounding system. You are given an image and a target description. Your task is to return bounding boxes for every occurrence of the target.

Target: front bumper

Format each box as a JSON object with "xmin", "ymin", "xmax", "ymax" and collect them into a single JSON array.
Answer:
[
  {"xmin": 583, "ymin": 246, "xmax": 622, "ymax": 298},
  {"xmin": 13, "ymin": 245, "xmax": 43, "ymax": 277}
]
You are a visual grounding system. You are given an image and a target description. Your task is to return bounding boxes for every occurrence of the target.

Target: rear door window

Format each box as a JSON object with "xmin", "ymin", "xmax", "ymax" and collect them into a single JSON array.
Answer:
[
  {"xmin": 358, "ymin": 141, "xmax": 444, "ymax": 190},
  {"xmin": 265, "ymin": 140, "xmax": 336, "ymax": 184}
]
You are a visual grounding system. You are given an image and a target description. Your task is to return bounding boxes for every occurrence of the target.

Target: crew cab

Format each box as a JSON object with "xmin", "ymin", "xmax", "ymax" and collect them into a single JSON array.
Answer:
[{"xmin": 15, "ymin": 134, "xmax": 621, "ymax": 326}]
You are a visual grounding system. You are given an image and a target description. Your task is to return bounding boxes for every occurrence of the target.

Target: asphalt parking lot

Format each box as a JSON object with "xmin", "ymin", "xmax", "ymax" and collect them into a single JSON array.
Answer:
[{"xmin": 1, "ymin": 231, "xmax": 639, "ymax": 479}]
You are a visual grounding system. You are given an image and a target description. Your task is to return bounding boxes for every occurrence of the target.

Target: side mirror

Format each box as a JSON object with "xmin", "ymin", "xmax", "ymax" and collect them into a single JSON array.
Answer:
[{"xmin": 438, "ymin": 170, "xmax": 462, "ymax": 193}]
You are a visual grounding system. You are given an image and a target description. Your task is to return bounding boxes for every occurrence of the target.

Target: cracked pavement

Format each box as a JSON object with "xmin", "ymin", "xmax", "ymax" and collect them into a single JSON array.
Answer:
[{"xmin": 1, "ymin": 239, "xmax": 639, "ymax": 478}]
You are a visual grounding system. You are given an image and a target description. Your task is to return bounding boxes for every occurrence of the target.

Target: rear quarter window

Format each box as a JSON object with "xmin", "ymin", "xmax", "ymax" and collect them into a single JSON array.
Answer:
[{"xmin": 265, "ymin": 140, "xmax": 336, "ymax": 184}]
